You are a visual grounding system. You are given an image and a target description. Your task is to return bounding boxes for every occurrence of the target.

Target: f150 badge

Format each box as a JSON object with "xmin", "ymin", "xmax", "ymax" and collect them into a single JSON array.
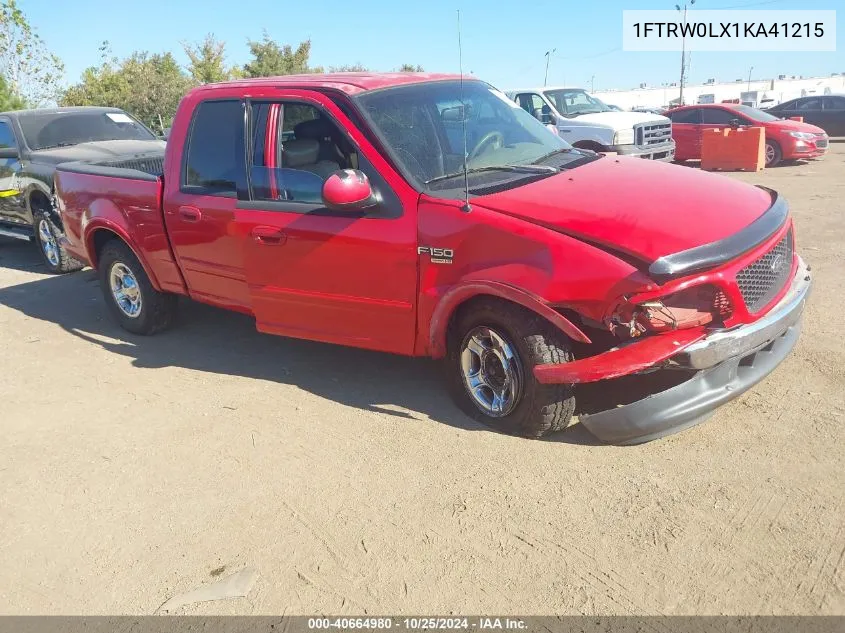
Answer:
[{"xmin": 418, "ymin": 246, "xmax": 454, "ymax": 265}]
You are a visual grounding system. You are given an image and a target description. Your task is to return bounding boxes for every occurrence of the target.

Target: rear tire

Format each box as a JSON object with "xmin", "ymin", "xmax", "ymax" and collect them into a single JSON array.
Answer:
[
  {"xmin": 765, "ymin": 139, "xmax": 783, "ymax": 167},
  {"xmin": 446, "ymin": 299, "xmax": 576, "ymax": 438},
  {"xmin": 98, "ymin": 240, "xmax": 177, "ymax": 335},
  {"xmin": 32, "ymin": 208, "xmax": 84, "ymax": 274}
]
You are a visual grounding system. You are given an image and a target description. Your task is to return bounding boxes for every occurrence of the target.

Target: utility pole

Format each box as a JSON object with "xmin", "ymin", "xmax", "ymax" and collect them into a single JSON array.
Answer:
[
  {"xmin": 591, "ymin": 75, "xmax": 595, "ymax": 92},
  {"xmin": 675, "ymin": 0, "xmax": 696, "ymax": 105},
  {"xmin": 747, "ymin": 65, "xmax": 754, "ymax": 92},
  {"xmin": 544, "ymin": 49, "xmax": 556, "ymax": 86}
]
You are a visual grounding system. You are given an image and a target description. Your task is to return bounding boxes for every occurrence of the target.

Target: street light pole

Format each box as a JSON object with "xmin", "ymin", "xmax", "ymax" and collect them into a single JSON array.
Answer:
[
  {"xmin": 591, "ymin": 75, "xmax": 595, "ymax": 92},
  {"xmin": 747, "ymin": 65, "xmax": 754, "ymax": 92},
  {"xmin": 675, "ymin": 0, "xmax": 696, "ymax": 105},
  {"xmin": 544, "ymin": 49, "xmax": 556, "ymax": 87}
]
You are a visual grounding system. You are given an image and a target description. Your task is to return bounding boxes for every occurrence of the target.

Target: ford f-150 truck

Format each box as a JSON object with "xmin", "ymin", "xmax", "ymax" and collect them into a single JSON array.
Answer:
[
  {"xmin": 0, "ymin": 106, "xmax": 164, "ymax": 272},
  {"xmin": 507, "ymin": 87, "xmax": 675, "ymax": 161},
  {"xmin": 53, "ymin": 73, "xmax": 811, "ymax": 445}
]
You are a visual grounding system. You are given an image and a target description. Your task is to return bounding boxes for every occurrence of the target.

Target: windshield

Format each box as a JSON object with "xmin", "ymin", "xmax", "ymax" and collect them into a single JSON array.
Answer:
[
  {"xmin": 18, "ymin": 110, "xmax": 157, "ymax": 150},
  {"xmin": 544, "ymin": 89, "xmax": 611, "ymax": 116},
  {"xmin": 357, "ymin": 81, "xmax": 590, "ymax": 194},
  {"xmin": 733, "ymin": 105, "xmax": 780, "ymax": 123}
]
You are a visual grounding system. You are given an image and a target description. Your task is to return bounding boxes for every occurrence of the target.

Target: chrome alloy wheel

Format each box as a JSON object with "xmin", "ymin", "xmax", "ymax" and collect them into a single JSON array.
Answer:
[
  {"xmin": 38, "ymin": 219, "xmax": 59, "ymax": 267},
  {"xmin": 765, "ymin": 143, "xmax": 775, "ymax": 165},
  {"xmin": 109, "ymin": 262, "xmax": 143, "ymax": 318},
  {"xmin": 460, "ymin": 326, "xmax": 524, "ymax": 417}
]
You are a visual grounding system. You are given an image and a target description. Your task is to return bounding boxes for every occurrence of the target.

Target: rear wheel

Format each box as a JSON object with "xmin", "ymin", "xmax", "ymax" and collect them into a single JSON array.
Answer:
[
  {"xmin": 446, "ymin": 299, "xmax": 576, "ymax": 438},
  {"xmin": 765, "ymin": 139, "xmax": 783, "ymax": 167},
  {"xmin": 98, "ymin": 240, "xmax": 177, "ymax": 335},
  {"xmin": 31, "ymin": 205, "xmax": 83, "ymax": 274}
]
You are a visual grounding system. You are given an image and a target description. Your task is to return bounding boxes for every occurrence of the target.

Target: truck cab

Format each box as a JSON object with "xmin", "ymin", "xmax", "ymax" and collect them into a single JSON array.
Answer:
[{"xmin": 507, "ymin": 87, "xmax": 675, "ymax": 161}]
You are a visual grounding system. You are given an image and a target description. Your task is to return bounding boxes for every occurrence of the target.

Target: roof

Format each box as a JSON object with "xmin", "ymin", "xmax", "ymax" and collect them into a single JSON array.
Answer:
[
  {"xmin": 0, "ymin": 105, "xmax": 124, "ymax": 118},
  {"xmin": 507, "ymin": 86, "xmax": 585, "ymax": 94},
  {"xmin": 196, "ymin": 72, "xmax": 466, "ymax": 96}
]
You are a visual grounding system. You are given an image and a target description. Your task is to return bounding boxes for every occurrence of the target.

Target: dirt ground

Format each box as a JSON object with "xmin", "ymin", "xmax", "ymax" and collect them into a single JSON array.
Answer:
[{"xmin": 1, "ymin": 145, "xmax": 843, "ymax": 617}]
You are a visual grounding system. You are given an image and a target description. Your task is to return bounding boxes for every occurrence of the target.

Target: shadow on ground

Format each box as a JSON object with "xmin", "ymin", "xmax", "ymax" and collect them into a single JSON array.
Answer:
[{"xmin": 0, "ymin": 238, "xmax": 605, "ymax": 446}]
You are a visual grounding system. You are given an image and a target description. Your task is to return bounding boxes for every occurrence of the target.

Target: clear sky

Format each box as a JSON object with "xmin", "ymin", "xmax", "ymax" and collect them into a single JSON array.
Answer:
[{"xmin": 20, "ymin": 0, "xmax": 844, "ymax": 92}]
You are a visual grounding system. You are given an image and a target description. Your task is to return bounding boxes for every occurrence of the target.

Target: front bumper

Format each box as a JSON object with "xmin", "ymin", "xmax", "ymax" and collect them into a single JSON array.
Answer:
[
  {"xmin": 609, "ymin": 140, "xmax": 676, "ymax": 162},
  {"xmin": 578, "ymin": 258, "xmax": 812, "ymax": 445}
]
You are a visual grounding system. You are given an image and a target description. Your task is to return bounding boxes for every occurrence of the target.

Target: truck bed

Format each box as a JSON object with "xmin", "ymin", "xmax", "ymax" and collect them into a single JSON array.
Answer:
[{"xmin": 54, "ymin": 149, "xmax": 186, "ymax": 295}]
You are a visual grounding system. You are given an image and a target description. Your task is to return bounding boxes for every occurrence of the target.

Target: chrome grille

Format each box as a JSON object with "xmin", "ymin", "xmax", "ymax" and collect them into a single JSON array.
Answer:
[
  {"xmin": 736, "ymin": 229, "xmax": 794, "ymax": 314},
  {"xmin": 635, "ymin": 122, "xmax": 672, "ymax": 147}
]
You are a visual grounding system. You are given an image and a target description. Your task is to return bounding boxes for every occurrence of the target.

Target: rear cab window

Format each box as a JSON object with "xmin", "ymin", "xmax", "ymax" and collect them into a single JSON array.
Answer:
[{"xmin": 182, "ymin": 100, "xmax": 245, "ymax": 197}]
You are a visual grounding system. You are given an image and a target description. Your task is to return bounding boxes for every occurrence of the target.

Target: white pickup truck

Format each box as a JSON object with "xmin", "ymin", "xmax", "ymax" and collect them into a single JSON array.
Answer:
[{"xmin": 506, "ymin": 87, "xmax": 675, "ymax": 161}]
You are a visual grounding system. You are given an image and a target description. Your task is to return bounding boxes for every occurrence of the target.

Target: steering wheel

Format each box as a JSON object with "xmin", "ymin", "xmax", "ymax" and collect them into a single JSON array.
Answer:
[{"xmin": 468, "ymin": 131, "xmax": 505, "ymax": 161}]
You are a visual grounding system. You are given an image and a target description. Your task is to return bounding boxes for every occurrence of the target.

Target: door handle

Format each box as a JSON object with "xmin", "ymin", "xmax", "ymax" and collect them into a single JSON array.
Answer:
[
  {"xmin": 251, "ymin": 226, "xmax": 286, "ymax": 245},
  {"xmin": 178, "ymin": 206, "xmax": 202, "ymax": 222}
]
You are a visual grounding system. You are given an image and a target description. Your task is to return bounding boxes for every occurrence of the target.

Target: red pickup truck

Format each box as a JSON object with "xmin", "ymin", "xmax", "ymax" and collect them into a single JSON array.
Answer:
[{"xmin": 54, "ymin": 73, "xmax": 811, "ymax": 445}]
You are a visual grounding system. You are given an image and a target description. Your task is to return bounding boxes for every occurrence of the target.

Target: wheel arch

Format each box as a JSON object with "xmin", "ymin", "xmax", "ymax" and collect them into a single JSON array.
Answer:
[
  {"xmin": 428, "ymin": 281, "xmax": 591, "ymax": 359},
  {"xmin": 85, "ymin": 224, "xmax": 163, "ymax": 292}
]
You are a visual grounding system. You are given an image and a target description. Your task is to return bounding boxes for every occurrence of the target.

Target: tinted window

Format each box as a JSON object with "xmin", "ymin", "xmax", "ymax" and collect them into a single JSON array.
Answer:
[
  {"xmin": 0, "ymin": 121, "xmax": 16, "ymax": 148},
  {"xmin": 701, "ymin": 108, "xmax": 741, "ymax": 125},
  {"xmin": 18, "ymin": 110, "xmax": 155, "ymax": 150},
  {"xmin": 183, "ymin": 100, "xmax": 245, "ymax": 196},
  {"xmin": 824, "ymin": 96, "xmax": 845, "ymax": 110},
  {"xmin": 797, "ymin": 98, "xmax": 822, "ymax": 111},
  {"xmin": 668, "ymin": 108, "xmax": 701, "ymax": 124}
]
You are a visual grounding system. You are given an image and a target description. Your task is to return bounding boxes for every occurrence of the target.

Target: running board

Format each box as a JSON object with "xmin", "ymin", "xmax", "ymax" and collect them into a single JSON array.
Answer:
[{"xmin": 0, "ymin": 225, "xmax": 33, "ymax": 241}]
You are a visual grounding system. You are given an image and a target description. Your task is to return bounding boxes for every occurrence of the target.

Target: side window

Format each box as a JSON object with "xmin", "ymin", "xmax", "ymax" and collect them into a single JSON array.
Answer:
[
  {"xmin": 797, "ymin": 98, "xmax": 822, "ymax": 111},
  {"xmin": 183, "ymin": 100, "xmax": 245, "ymax": 196},
  {"xmin": 668, "ymin": 108, "xmax": 701, "ymax": 124},
  {"xmin": 701, "ymin": 108, "xmax": 739, "ymax": 125},
  {"xmin": 0, "ymin": 121, "xmax": 17, "ymax": 149},
  {"xmin": 515, "ymin": 93, "xmax": 544, "ymax": 117},
  {"xmin": 248, "ymin": 102, "xmax": 349, "ymax": 204},
  {"xmin": 824, "ymin": 96, "xmax": 845, "ymax": 110}
]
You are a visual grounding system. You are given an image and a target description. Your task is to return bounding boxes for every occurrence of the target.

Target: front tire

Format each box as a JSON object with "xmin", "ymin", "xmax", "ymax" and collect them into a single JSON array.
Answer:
[
  {"xmin": 98, "ymin": 240, "xmax": 177, "ymax": 335},
  {"xmin": 32, "ymin": 210, "xmax": 83, "ymax": 274},
  {"xmin": 446, "ymin": 299, "xmax": 576, "ymax": 438},
  {"xmin": 765, "ymin": 139, "xmax": 783, "ymax": 167}
]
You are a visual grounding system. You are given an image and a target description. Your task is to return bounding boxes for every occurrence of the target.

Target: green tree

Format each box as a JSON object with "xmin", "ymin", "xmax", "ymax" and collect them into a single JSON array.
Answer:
[
  {"xmin": 183, "ymin": 34, "xmax": 233, "ymax": 84},
  {"xmin": 0, "ymin": 73, "xmax": 25, "ymax": 110},
  {"xmin": 242, "ymin": 32, "xmax": 321, "ymax": 77},
  {"xmin": 398, "ymin": 64, "xmax": 424, "ymax": 72},
  {"xmin": 62, "ymin": 50, "xmax": 194, "ymax": 133},
  {"xmin": 0, "ymin": 0, "xmax": 64, "ymax": 106},
  {"xmin": 328, "ymin": 63, "xmax": 368, "ymax": 72}
]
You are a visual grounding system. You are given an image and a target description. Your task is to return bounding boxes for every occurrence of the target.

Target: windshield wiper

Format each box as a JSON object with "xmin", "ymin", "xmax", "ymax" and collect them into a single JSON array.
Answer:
[
  {"xmin": 35, "ymin": 142, "xmax": 77, "ymax": 150},
  {"xmin": 425, "ymin": 164, "xmax": 558, "ymax": 185},
  {"xmin": 531, "ymin": 148, "xmax": 576, "ymax": 165}
]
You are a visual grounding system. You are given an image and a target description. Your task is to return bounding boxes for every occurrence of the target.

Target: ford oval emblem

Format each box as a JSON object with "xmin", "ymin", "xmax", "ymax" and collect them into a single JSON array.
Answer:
[{"xmin": 770, "ymin": 253, "xmax": 785, "ymax": 274}]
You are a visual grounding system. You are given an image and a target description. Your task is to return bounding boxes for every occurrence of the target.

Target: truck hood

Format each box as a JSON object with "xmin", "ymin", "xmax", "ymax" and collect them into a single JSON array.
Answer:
[
  {"xmin": 473, "ymin": 156, "xmax": 774, "ymax": 264},
  {"xmin": 30, "ymin": 139, "xmax": 166, "ymax": 165},
  {"xmin": 567, "ymin": 111, "xmax": 669, "ymax": 131}
]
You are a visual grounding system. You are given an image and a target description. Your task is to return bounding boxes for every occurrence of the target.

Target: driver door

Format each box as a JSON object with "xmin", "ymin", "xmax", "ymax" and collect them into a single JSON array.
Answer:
[{"xmin": 234, "ymin": 93, "xmax": 420, "ymax": 355}]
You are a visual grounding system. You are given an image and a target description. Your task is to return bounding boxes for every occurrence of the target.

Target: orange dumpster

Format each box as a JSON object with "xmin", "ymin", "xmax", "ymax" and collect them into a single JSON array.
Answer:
[{"xmin": 700, "ymin": 126, "xmax": 765, "ymax": 172}]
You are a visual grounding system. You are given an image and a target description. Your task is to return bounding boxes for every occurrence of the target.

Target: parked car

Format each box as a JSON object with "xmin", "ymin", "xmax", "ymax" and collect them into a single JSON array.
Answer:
[
  {"xmin": 765, "ymin": 95, "xmax": 845, "ymax": 137},
  {"xmin": 667, "ymin": 103, "xmax": 829, "ymax": 166},
  {"xmin": 0, "ymin": 106, "xmax": 164, "ymax": 272},
  {"xmin": 54, "ymin": 73, "xmax": 810, "ymax": 445},
  {"xmin": 507, "ymin": 87, "xmax": 675, "ymax": 161}
]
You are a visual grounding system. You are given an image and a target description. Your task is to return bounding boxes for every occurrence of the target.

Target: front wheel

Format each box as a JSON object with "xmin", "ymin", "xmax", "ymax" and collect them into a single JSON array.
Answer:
[
  {"xmin": 446, "ymin": 299, "xmax": 576, "ymax": 438},
  {"xmin": 98, "ymin": 240, "xmax": 177, "ymax": 335},
  {"xmin": 765, "ymin": 140, "xmax": 783, "ymax": 167}
]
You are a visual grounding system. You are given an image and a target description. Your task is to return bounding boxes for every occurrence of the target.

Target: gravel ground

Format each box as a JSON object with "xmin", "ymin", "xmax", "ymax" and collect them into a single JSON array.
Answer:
[{"xmin": 0, "ymin": 145, "xmax": 843, "ymax": 616}]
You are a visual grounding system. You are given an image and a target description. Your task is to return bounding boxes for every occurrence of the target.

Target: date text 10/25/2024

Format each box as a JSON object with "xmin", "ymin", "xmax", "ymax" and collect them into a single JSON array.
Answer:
[{"xmin": 307, "ymin": 617, "xmax": 527, "ymax": 630}]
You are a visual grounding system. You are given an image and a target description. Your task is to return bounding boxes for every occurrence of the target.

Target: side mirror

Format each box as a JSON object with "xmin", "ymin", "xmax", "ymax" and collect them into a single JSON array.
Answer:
[
  {"xmin": 0, "ymin": 147, "xmax": 19, "ymax": 159},
  {"xmin": 540, "ymin": 105, "xmax": 555, "ymax": 125},
  {"xmin": 322, "ymin": 169, "xmax": 378, "ymax": 212},
  {"xmin": 729, "ymin": 118, "xmax": 743, "ymax": 128}
]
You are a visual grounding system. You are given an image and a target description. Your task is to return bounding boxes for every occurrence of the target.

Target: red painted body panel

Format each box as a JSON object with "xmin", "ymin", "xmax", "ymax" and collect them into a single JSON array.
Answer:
[
  {"xmin": 534, "ymin": 327, "xmax": 707, "ymax": 384},
  {"xmin": 671, "ymin": 104, "xmax": 829, "ymax": 162},
  {"xmin": 472, "ymin": 157, "xmax": 773, "ymax": 261},
  {"xmin": 55, "ymin": 76, "xmax": 803, "ymax": 386}
]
